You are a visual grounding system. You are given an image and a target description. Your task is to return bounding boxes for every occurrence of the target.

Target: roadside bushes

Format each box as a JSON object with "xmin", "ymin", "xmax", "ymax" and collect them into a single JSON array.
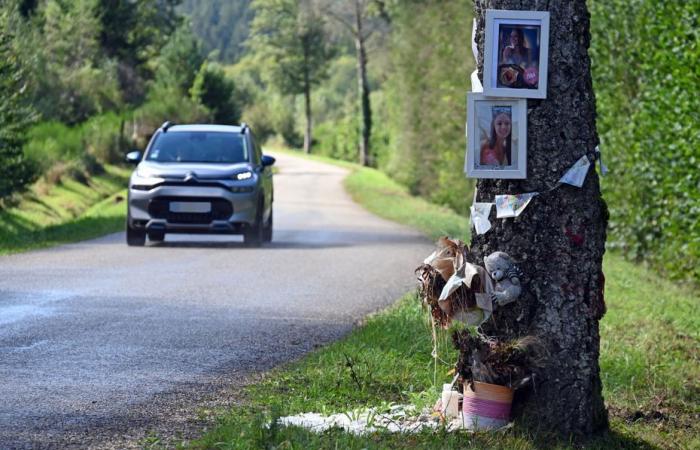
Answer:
[
  {"xmin": 23, "ymin": 112, "xmax": 129, "ymax": 172},
  {"xmin": 378, "ymin": 0, "xmax": 474, "ymax": 215},
  {"xmin": 589, "ymin": 0, "xmax": 700, "ymax": 282}
]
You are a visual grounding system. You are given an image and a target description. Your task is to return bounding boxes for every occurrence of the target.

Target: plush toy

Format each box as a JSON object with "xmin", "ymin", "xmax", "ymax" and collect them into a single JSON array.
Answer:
[{"xmin": 484, "ymin": 252, "xmax": 522, "ymax": 307}]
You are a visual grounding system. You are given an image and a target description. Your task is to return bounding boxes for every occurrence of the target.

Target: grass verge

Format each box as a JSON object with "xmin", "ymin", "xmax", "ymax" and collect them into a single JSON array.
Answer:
[
  {"xmin": 187, "ymin": 151, "xmax": 699, "ymax": 449},
  {"xmin": 0, "ymin": 165, "xmax": 130, "ymax": 254}
]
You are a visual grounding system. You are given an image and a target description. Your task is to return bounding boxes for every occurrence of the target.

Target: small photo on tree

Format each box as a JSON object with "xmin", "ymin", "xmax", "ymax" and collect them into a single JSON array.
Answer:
[
  {"xmin": 483, "ymin": 10, "xmax": 550, "ymax": 99},
  {"xmin": 465, "ymin": 93, "xmax": 527, "ymax": 179}
]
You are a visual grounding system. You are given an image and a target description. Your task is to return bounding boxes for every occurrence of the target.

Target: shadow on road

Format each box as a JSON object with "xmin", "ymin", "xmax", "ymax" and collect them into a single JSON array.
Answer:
[{"xmin": 148, "ymin": 229, "xmax": 428, "ymax": 250}]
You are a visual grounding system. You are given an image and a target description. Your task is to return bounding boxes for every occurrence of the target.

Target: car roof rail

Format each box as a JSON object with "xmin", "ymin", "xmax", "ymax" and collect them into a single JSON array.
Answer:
[
  {"xmin": 240, "ymin": 122, "xmax": 248, "ymax": 134},
  {"xmin": 161, "ymin": 121, "xmax": 175, "ymax": 132}
]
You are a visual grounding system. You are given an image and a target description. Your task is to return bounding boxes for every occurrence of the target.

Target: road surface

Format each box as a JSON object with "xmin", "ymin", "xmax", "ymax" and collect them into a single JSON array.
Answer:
[{"xmin": 0, "ymin": 152, "xmax": 434, "ymax": 448}]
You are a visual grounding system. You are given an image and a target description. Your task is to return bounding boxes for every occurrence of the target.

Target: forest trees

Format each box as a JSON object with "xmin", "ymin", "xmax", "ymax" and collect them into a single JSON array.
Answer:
[
  {"xmin": 319, "ymin": 0, "xmax": 385, "ymax": 166},
  {"xmin": 468, "ymin": 0, "xmax": 608, "ymax": 435},
  {"xmin": 0, "ymin": 7, "xmax": 36, "ymax": 202},
  {"xmin": 249, "ymin": 0, "xmax": 333, "ymax": 153}
]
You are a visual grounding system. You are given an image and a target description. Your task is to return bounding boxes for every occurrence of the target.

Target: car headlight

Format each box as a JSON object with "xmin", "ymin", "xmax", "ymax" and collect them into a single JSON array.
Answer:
[
  {"xmin": 234, "ymin": 171, "xmax": 253, "ymax": 181},
  {"xmin": 131, "ymin": 167, "xmax": 164, "ymax": 191}
]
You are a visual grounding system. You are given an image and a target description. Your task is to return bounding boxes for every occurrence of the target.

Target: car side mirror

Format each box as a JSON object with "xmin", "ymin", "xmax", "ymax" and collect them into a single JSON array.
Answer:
[
  {"xmin": 261, "ymin": 155, "xmax": 276, "ymax": 167},
  {"xmin": 126, "ymin": 150, "xmax": 142, "ymax": 165}
]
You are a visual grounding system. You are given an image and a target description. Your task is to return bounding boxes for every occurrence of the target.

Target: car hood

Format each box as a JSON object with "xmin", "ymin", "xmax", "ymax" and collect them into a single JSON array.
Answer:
[{"xmin": 136, "ymin": 161, "xmax": 252, "ymax": 180}]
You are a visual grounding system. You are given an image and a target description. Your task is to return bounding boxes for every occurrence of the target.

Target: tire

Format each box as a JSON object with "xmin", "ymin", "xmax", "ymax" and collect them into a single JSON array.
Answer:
[
  {"xmin": 126, "ymin": 222, "xmax": 146, "ymax": 247},
  {"xmin": 262, "ymin": 209, "xmax": 273, "ymax": 242},
  {"xmin": 244, "ymin": 201, "xmax": 264, "ymax": 247},
  {"xmin": 244, "ymin": 222, "xmax": 263, "ymax": 247}
]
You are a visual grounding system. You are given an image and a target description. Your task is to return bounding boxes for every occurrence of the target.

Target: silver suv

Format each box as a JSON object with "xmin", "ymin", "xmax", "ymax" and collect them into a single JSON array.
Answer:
[{"xmin": 125, "ymin": 122, "xmax": 274, "ymax": 246}]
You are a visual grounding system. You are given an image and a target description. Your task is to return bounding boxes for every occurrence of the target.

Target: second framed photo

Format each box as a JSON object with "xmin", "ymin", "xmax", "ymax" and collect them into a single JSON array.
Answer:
[
  {"xmin": 483, "ymin": 9, "xmax": 550, "ymax": 99},
  {"xmin": 465, "ymin": 93, "xmax": 527, "ymax": 179}
]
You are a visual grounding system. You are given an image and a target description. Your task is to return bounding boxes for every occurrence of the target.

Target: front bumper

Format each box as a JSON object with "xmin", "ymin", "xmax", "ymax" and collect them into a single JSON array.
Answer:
[{"xmin": 128, "ymin": 185, "xmax": 258, "ymax": 235}]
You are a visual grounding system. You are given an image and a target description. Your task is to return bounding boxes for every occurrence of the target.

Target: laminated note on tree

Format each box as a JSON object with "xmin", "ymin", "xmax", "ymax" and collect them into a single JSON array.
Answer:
[
  {"xmin": 559, "ymin": 155, "xmax": 591, "ymax": 187},
  {"xmin": 495, "ymin": 193, "xmax": 538, "ymax": 218},
  {"xmin": 470, "ymin": 202, "xmax": 493, "ymax": 234}
]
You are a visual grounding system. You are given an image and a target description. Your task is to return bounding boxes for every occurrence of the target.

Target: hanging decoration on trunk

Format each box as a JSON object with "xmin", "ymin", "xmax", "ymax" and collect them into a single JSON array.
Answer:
[
  {"xmin": 495, "ymin": 192, "xmax": 538, "ymax": 218},
  {"xmin": 595, "ymin": 145, "xmax": 609, "ymax": 176},
  {"xmin": 558, "ymin": 155, "xmax": 591, "ymax": 187},
  {"xmin": 470, "ymin": 151, "xmax": 603, "ymax": 234},
  {"xmin": 416, "ymin": 238, "xmax": 521, "ymax": 329},
  {"xmin": 470, "ymin": 202, "xmax": 493, "ymax": 235}
]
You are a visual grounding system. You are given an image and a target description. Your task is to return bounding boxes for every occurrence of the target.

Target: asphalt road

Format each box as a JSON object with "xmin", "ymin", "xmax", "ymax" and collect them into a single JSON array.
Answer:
[{"xmin": 0, "ymin": 152, "xmax": 434, "ymax": 448}]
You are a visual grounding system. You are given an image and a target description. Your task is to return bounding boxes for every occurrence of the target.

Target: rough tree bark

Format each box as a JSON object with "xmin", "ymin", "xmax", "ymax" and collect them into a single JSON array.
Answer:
[{"xmin": 468, "ymin": 0, "xmax": 609, "ymax": 436}]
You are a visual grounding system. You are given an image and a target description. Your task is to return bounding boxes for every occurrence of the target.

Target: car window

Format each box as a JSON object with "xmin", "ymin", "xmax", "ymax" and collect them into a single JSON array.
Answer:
[{"xmin": 145, "ymin": 132, "xmax": 248, "ymax": 163}]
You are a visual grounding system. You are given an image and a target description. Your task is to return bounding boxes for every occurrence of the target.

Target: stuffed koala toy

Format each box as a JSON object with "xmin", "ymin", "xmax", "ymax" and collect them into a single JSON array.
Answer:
[{"xmin": 484, "ymin": 252, "xmax": 522, "ymax": 307}]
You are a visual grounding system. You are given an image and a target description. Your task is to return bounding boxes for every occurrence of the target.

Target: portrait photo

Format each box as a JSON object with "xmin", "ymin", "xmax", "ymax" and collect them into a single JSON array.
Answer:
[
  {"xmin": 465, "ymin": 93, "xmax": 527, "ymax": 179},
  {"xmin": 483, "ymin": 10, "xmax": 550, "ymax": 99}
]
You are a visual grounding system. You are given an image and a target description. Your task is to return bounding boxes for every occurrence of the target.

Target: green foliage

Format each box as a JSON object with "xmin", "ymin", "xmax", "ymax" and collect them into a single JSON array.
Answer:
[
  {"xmin": 249, "ymin": 0, "xmax": 334, "ymax": 151},
  {"xmin": 81, "ymin": 112, "xmax": 128, "ymax": 164},
  {"xmin": 589, "ymin": 0, "xmax": 700, "ymax": 282},
  {"xmin": 190, "ymin": 62, "xmax": 242, "ymax": 124},
  {"xmin": 23, "ymin": 112, "xmax": 127, "ymax": 174},
  {"xmin": 134, "ymin": 84, "xmax": 209, "ymax": 135},
  {"xmin": 249, "ymin": 0, "xmax": 333, "ymax": 97},
  {"xmin": 30, "ymin": 0, "xmax": 122, "ymax": 123},
  {"xmin": 379, "ymin": 0, "xmax": 474, "ymax": 214},
  {"xmin": 0, "ymin": 165, "xmax": 130, "ymax": 255},
  {"xmin": 0, "ymin": 6, "xmax": 37, "ymax": 203},
  {"xmin": 98, "ymin": 0, "xmax": 183, "ymax": 103},
  {"xmin": 152, "ymin": 24, "xmax": 205, "ymax": 95},
  {"xmin": 99, "ymin": 0, "xmax": 182, "ymax": 66},
  {"xmin": 180, "ymin": 0, "xmax": 252, "ymax": 63},
  {"xmin": 23, "ymin": 122, "xmax": 84, "ymax": 172},
  {"xmin": 314, "ymin": 115, "xmax": 359, "ymax": 162}
]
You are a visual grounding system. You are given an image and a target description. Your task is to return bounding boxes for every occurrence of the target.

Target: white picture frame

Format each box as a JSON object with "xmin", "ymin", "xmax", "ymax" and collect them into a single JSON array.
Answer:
[
  {"xmin": 483, "ymin": 9, "xmax": 550, "ymax": 99},
  {"xmin": 465, "ymin": 93, "xmax": 527, "ymax": 179}
]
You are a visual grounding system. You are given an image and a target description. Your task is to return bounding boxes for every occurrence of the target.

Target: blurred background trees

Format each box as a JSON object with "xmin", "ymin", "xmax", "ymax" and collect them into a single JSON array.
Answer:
[{"xmin": 0, "ymin": 0, "xmax": 697, "ymax": 283}]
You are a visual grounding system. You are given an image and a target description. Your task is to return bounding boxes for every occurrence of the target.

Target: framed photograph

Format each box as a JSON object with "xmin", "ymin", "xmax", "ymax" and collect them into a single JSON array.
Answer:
[
  {"xmin": 465, "ymin": 93, "xmax": 527, "ymax": 179},
  {"xmin": 483, "ymin": 9, "xmax": 550, "ymax": 99}
]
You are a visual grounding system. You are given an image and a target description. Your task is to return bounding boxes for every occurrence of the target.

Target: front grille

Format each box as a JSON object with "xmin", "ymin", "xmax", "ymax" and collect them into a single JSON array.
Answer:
[{"xmin": 148, "ymin": 197, "xmax": 233, "ymax": 224}]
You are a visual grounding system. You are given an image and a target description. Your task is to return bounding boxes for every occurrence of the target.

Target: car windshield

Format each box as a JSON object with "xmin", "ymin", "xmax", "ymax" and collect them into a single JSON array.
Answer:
[{"xmin": 145, "ymin": 131, "xmax": 248, "ymax": 164}]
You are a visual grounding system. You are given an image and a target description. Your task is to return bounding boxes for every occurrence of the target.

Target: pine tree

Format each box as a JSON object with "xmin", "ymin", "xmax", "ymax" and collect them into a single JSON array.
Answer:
[
  {"xmin": 468, "ymin": 0, "xmax": 609, "ymax": 435},
  {"xmin": 249, "ymin": 0, "xmax": 333, "ymax": 153},
  {"xmin": 0, "ymin": 7, "xmax": 36, "ymax": 203}
]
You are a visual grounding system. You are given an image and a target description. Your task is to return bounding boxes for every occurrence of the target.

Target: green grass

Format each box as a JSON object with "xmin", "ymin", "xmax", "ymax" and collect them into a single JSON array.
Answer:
[
  {"xmin": 0, "ymin": 165, "xmax": 130, "ymax": 254},
  {"xmin": 186, "ymin": 151, "xmax": 699, "ymax": 449}
]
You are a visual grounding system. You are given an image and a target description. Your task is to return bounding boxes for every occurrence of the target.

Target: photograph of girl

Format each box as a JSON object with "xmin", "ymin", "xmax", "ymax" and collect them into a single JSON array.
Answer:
[
  {"xmin": 483, "ymin": 10, "xmax": 549, "ymax": 99},
  {"xmin": 480, "ymin": 106, "xmax": 512, "ymax": 166},
  {"xmin": 497, "ymin": 25, "xmax": 540, "ymax": 89},
  {"xmin": 465, "ymin": 93, "xmax": 526, "ymax": 179}
]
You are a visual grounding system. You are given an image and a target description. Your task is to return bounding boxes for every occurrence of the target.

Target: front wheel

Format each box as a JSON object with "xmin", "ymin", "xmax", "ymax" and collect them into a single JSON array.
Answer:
[
  {"xmin": 262, "ymin": 209, "xmax": 273, "ymax": 242},
  {"xmin": 126, "ymin": 221, "xmax": 146, "ymax": 247},
  {"xmin": 243, "ymin": 221, "xmax": 262, "ymax": 247}
]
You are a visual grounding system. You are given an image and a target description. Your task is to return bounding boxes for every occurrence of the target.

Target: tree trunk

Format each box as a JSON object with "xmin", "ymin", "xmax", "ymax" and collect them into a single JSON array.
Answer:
[
  {"xmin": 354, "ymin": 0, "xmax": 371, "ymax": 166},
  {"xmin": 468, "ymin": 0, "xmax": 608, "ymax": 436},
  {"xmin": 303, "ymin": 67, "xmax": 312, "ymax": 154}
]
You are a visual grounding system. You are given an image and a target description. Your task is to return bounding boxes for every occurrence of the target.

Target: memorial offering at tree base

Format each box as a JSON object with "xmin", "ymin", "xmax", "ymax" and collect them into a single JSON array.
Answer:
[{"xmin": 417, "ymin": 237, "xmax": 545, "ymax": 430}]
